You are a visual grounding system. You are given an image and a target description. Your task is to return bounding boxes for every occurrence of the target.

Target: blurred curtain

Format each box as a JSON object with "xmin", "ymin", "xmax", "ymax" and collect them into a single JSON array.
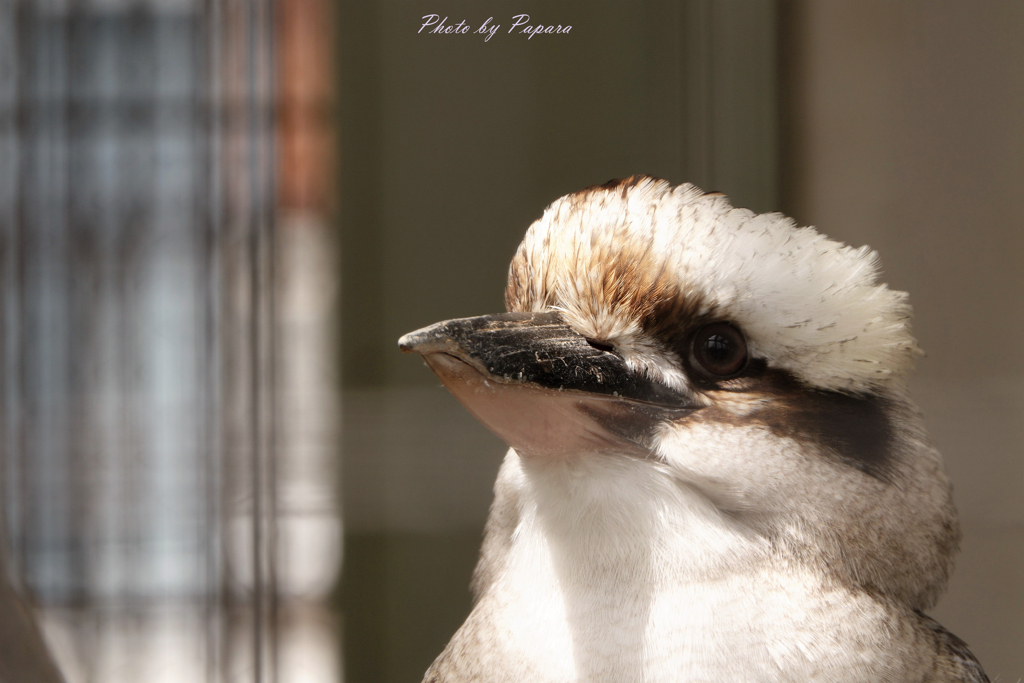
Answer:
[{"xmin": 0, "ymin": 1, "xmax": 339, "ymax": 681}]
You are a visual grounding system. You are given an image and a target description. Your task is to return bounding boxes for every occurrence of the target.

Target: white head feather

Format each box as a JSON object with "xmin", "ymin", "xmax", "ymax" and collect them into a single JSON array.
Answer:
[{"xmin": 507, "ymin": 176, "xmax": 919, "ymax": 394}]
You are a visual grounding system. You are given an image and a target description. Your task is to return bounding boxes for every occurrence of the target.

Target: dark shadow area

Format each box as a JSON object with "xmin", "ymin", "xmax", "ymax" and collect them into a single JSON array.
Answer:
[{"xmin": 340, "ymin": 531, "xmax": 483, "ymax": 683}]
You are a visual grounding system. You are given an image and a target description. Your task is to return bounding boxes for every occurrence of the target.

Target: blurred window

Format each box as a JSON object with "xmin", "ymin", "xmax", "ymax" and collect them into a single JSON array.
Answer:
[{"xmin": 0, "ymin": 1, "xmax": 339, "ymax": 682}]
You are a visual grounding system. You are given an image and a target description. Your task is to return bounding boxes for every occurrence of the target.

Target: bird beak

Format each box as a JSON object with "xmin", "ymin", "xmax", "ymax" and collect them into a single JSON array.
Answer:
[{"xmin": 399, "ymin": 312, "xmax": 699, "ymax": 459}]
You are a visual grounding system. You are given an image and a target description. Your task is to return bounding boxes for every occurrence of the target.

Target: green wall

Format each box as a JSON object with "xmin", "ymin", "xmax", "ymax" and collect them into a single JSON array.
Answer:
[{"xmin": 337, "ymin": 2, "xmax": 779, "ymax": 681}]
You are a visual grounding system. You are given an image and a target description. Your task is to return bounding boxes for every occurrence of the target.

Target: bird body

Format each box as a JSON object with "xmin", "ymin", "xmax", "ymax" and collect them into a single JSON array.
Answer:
[
  {"xmin": 399, "ymin": 177, "xmax": 987, "ymax": 682},
  {"xmin": 431, "ymin": 452, "xmax": 942, "ymax": 682}
]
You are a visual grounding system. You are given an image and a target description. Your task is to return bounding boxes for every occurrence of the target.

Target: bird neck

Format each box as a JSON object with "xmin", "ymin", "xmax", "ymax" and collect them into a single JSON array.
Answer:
[
  {"xmin": 518, "ymin": 451, "xmax": 765, "ymax": 581},
  {"xmin": 468, "ymin": 453, "xmax": 771, "ymax": 681}
]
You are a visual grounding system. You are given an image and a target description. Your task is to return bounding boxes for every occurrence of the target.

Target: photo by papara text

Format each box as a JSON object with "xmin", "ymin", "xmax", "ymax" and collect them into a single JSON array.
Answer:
[{"xmin": 419, "ymin": 14, "xmax": 572, "ymax": 42}]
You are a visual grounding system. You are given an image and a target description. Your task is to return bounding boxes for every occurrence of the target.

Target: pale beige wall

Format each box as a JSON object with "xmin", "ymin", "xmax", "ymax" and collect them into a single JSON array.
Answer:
[{"xmin": 782, "ymin": 1, "xmax": 1024, "ymax": 677}]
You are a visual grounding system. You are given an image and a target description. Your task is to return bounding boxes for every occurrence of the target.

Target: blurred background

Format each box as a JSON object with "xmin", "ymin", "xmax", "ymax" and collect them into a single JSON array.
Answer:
[
  {"xmin": 0, "ymin": 0, "xmax": 339, "ymax": 680},
  {"xmin": 0, "ymin": 1, "xmax": 1020, "ymax": 682}
]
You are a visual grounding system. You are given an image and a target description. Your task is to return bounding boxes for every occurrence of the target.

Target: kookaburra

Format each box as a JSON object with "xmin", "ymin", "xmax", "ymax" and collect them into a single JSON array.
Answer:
[{"xmin": 399, "ymin": 176, "xmax": 987, "ymax": 682}]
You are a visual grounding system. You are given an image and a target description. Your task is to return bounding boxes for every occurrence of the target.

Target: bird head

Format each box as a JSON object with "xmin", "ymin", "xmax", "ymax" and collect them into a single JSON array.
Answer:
[{"xmin": 400, "ymin": 176, "xmax": 958, "ymax": 610}]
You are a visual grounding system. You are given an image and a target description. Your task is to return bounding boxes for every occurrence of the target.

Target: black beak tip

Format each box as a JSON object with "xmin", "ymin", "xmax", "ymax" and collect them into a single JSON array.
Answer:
[
  {"xmin": 399, "ymin": 323, "xmax": 449, "ymax": 354},
  {"xmin": 397, "ymin": 332, "xmax": 418, "ymax": 353}
]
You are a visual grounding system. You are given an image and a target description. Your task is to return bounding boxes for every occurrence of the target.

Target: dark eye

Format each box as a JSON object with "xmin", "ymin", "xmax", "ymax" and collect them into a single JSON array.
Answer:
[{"xmin": 691, "ymin": 323, "xmax": 748, "ymax": 378}]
